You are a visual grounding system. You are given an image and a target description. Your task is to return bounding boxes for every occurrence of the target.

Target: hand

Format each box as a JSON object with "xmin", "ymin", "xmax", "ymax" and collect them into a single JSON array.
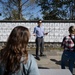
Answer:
[
  {"xmin": 45, "ymin": 32, "xmax": 48, "ymax": 35},
  {"xmin": 33, "ymin": 34, "xmax": 36, "ymax": 36}
]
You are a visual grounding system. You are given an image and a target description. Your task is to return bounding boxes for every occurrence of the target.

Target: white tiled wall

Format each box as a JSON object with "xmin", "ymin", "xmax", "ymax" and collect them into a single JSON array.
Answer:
[{"xmin": 0, "ymin": 22, "xmax": 75, "ymax": 42}]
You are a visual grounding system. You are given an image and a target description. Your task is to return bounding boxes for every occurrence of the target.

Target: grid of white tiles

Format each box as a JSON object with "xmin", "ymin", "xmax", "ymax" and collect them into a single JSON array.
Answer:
[{"xmin": 0, "ymin": 22, "xmax": 75, "ymax": 42}]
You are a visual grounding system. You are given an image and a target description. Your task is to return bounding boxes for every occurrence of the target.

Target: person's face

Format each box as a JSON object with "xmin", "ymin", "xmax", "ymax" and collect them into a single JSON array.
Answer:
[
  {"xmin": 73, "ymin": 27, "xmax": 75, "ymax": 34},
  {"xmin": 38, "ymin": 22, "xmax": 42, "ymax": 26},
  {"xmin": 70, "ymin": 26, "xmax": 75, "ymax": 34}
]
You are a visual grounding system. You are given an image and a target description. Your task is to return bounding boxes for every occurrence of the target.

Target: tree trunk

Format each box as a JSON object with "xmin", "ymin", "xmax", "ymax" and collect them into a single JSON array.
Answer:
[{"xmin": 18, "ymin": 0, "xmax": 22, "ymax": 20}]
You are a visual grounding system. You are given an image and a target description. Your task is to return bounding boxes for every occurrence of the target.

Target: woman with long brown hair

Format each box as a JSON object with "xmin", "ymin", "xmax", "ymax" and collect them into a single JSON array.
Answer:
[{"xmin": 0, "ymin": 26, "xmax": 40, "ymax": 75}]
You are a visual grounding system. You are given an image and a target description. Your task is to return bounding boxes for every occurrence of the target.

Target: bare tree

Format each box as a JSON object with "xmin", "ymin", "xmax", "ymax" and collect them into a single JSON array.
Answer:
[{"xmin": 0, "ymin": 0, "xmax": 36, "ymax": 20}]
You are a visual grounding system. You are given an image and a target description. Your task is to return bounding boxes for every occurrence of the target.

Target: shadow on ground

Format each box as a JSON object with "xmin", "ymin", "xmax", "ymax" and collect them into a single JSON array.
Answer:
[
  {"xmin": 38, "ymin": 67, "xmax": 49, "ymax": 69},
  {"xmin": 32, "ymin": 54, "xmax": 36, "ymax": 56},
  {"xmin": 50, "ymin": 59, "xmax": 61, "ymax": 65},
  {"xmin": 50, "ymin": 59, "xmax": 75, "ymax": 68}
]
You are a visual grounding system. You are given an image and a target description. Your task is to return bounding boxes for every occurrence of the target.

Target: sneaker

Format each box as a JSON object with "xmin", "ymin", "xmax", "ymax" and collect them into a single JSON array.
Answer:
[{"xmin": 35, "ymin": 57, "xmax": 40, "ymax": 60}]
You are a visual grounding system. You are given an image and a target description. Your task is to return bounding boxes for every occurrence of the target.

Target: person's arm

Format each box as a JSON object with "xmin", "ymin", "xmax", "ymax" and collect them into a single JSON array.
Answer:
[
  {"xmin": 29, "ymin": 55, "xmax": 40, "ymax": 75},
  {"xmin": 44, "ymin": 32, "xmax": 48, "ymax": 35},
  {"xmin": 33, "ymin": 27, "xmax": 36, "ymax": 36},
  {"xmin": 42, "ymin": 26, "xmax": 48, "ymax": 35},
  {"xmin": 61, "ymin": 37, "xmax": 66, "ymax": 48}
]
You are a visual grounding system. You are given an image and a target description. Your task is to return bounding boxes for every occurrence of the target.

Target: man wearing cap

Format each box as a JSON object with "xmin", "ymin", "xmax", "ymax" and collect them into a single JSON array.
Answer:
[{"xmin": 33, "ymin": 20, "xmax": 48, "ymax": 60}]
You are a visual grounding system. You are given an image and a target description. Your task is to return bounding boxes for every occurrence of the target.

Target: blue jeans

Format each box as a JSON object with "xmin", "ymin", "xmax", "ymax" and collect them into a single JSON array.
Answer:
[{"xmin": 61, "ymin": 50, "xmax": 75, "ymax": 73}]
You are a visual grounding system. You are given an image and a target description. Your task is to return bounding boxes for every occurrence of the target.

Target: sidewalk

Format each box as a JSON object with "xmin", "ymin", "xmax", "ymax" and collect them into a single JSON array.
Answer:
[
  {"xmin": 28, "ymin": 50, "xmax": 75, "ymax": 75},
  {"xmin": 28, "ymin": 50, "xmax": 62, "ymax": 69}
]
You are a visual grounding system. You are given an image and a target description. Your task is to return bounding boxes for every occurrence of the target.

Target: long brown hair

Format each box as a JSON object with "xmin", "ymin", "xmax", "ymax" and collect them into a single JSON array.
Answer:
[{"xmin": 1, "ymin": 26, "xmax": 30, "ymax": 72}]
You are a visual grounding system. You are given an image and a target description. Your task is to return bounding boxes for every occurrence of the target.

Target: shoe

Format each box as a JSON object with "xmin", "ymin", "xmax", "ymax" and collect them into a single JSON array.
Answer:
[
  {"xmin": 35, "ymin": 57, "xmax": 40, "ymax": 60},
  {"xmin": 40, "ymin": 54, "xmax": 46, "ymax": 56}
]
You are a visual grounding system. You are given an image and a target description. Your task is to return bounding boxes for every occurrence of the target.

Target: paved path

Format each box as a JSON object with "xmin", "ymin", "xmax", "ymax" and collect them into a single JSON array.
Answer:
[
  {"xmin": 28, "ymin": 50, "xmax": 75, "ymax": 75},
  {"xmin": 28, "ymin": 50, "xmax": 62, "ymax": 69}
]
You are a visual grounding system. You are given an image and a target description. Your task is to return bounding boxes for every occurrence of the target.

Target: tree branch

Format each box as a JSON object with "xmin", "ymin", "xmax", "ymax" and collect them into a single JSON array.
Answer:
[{"xmin": 21, "ymin": 0, "xmax": 29, "ymax": 7}]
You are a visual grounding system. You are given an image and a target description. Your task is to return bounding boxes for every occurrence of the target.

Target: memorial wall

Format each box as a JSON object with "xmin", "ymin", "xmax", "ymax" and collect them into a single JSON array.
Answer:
[{"xmin": 0, "ymin": 21, "xmax": 75, "ymax": 42}]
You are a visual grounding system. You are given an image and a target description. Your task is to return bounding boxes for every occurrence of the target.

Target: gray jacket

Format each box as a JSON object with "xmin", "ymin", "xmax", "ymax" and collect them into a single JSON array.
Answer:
[{"xmin": 0, "ymin": 54, "xmax": 40, "ymax": 75}]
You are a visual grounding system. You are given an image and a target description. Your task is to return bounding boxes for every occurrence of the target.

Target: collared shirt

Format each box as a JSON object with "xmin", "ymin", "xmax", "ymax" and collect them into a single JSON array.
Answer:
[
  {"xmin": 61, "ymin": 35, "xmax": 75, "ymax": 51},
  {"xmin": 33, "ymin": 26, "xmax": 44, "ymax": 37}
]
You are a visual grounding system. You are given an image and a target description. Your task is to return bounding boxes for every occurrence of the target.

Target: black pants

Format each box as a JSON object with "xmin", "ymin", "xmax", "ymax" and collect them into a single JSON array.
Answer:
[{"xmin": 35, "ymin": 37, "xmax": 44, "ymax": 57}]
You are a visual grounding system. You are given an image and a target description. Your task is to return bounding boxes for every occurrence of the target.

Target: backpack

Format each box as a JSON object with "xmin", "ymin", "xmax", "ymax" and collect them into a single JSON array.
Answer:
[{"xmin": 69, "ymin": 35, "xmax": 75, "ymax": 50}]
